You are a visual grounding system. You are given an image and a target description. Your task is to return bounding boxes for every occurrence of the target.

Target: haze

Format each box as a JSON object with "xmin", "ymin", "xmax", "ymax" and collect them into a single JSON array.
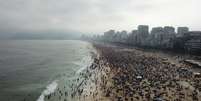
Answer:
[{"xmin": 0, "ymin": 0, "xmax": 200, "ymax": 35}]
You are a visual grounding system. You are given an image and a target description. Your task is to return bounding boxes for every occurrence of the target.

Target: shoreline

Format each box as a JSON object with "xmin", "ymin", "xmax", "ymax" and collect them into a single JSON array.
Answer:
[
  {"xmin": 41, "ymin": 42, "xmax": 201, "ymax": 101},
  {"xmin": 72, "ymin": 42, "xmax": 201, "ymax": 101},
  {"xmin": 36, "ymin": 41, "xmax": 95, "ymax": 101},
  {"xmin": 69, "ymin": 44, "xmax": 110, "ymax": 101}
]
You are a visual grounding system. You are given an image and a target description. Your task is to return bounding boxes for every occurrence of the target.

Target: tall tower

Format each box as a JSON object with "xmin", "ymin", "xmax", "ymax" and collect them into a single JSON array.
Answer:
[
  {"xmin": 137, "ymin": 25, "xmax": 149, "ymax": 45},
  {"xmin": 177, "ymin": 27, "xmax": 189, "ymax": 37}
]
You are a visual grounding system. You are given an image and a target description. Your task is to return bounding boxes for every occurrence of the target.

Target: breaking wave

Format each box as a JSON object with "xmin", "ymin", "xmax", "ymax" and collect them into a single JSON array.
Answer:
[{"xmin": 36, "ymin": 80, "xmax": 58, "ymax": 101}]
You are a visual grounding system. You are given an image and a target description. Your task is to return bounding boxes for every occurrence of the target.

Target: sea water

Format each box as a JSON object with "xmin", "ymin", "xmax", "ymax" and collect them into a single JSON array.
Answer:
[{"xmin": 0, "ymin": 40, "xmax": 94, "ymax": 101}]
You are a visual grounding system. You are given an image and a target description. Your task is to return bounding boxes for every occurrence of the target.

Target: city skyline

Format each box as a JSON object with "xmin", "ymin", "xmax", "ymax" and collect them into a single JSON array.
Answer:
[{"xmin": 101, "ymin": 25, "xmax": 192, "ymax": 35}]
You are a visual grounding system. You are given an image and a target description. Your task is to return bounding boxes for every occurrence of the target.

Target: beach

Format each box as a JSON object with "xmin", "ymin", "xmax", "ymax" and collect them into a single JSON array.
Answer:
[
  {"xmin": 69, "ymin": 42, "xmax": 201, "ymax": 101},
  {"xmin": 43, "ymin": 42, "xmax": 201, "ymax": 101}
]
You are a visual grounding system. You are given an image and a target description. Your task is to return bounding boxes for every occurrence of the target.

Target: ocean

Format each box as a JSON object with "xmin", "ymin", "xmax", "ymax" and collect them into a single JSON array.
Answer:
[{"xmin": 0, "ymin": 40, "xmax": 94, "ymax": 101}]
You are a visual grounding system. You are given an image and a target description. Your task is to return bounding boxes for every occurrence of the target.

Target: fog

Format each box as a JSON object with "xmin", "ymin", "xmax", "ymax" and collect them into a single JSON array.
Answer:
[{"xmin": 0, "ymin": 0, "xmax": 200, "ymax": 38}]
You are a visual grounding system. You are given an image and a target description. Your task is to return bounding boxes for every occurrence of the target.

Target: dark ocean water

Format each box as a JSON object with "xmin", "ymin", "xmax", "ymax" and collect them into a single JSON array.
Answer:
[{"xmin": 0, "ymin": 40, "xmax": 93, "ymax": 101}]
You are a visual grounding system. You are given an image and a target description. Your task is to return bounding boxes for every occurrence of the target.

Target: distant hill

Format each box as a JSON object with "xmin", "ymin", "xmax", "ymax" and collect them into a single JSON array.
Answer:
[{"xmin": 0, "ymin": 31, "xmax": 82, "ymax": 40}]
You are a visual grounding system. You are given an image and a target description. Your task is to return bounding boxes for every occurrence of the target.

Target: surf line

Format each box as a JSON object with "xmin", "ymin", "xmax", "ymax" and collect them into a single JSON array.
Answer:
[{"xmin": 37, "ymin": 80, "xmax": 58, "ymax": 101}]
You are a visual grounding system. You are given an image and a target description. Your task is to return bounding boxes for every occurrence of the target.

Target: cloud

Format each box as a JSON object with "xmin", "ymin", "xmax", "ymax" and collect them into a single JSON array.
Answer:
[{"xmin": 0, "ymin": 0, "xmax": 200, "ymax": 34}]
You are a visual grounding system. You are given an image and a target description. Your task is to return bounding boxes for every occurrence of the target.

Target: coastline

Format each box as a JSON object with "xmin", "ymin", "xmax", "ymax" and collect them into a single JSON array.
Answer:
[
  {"xmin": 71, "ymin": 42, "xmax": 201, "ymax": 101},
  {"xmin": 35, "ymin": 41, "xmax": 95, "ymax": 101},
  {"xmin": 69, "ymin": 43, "xmax": 111, "ymax": 101},
  {"xmin": 40, "ymin": 41, "xmax": 201, "ymax": 101}
]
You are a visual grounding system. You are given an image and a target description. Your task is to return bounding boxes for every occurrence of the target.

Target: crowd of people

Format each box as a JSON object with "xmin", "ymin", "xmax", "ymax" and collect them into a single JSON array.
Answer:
[
  {"xmin": 43, "ymin": 43, "xmax": 201, "ymax": 101},
  {"xmin": 89, "ymin": 43, "xmax": 201, "ymax": 101}
]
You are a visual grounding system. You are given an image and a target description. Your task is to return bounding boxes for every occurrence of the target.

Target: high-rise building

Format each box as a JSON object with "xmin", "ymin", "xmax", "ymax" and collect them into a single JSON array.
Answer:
[
  {"xmin": 177, "ymin": 27, "xmax": 189, "ymax": 37},
  {"xmin": 163, "ymin": 26, "xmax": 176, "ymax": 38},
  {"xmin": 183, "ymin": 31, "xmax": 201, "ymax": 54},
  {"xmin": 127, "ymin": 30, "xmax": 138, "ymax": 45},
  {"xmin": 138, "ymin": 25, "xmax": 149, "ymax": 37},
  {"xmin": 164, "ymin": 26, "xmax": 175, "ymax": 34},
  {"xmin": 104, "ymin": 30, "xmax": 115, "ymax": 42},
  {"xmin": 163, "ymin": 26, "xmax": 176, "ymax": 48},
  {"xmin": 137, "ymin": 25, "xmax": 149, "ymax": 45},
  {"xmin": 151, "ymin": 27, "xmax": 164, "ymax": 35},
  {"xmin": 150, "ymin": 27, "xmax": 164, "ymax": 46},
  {"xmin": 119, "ymin": 30, "xmax": 128, "ymax": 43}
]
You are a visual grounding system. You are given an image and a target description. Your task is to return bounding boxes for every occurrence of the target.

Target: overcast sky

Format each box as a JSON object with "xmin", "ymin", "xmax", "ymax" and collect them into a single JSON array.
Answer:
[{"xmin": 0, "ymin": 0, "xmax": 200, "ymax": 34}]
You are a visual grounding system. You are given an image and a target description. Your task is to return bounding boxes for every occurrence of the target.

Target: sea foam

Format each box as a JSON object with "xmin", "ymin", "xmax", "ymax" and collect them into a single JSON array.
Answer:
[{"xmin": 36, "ymin": 80, "xmax": 58, "ymax": 101}]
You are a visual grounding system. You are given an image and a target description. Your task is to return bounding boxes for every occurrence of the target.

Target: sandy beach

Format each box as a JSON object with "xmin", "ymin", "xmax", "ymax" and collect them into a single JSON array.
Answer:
[
  {"xmin": 43, "ymin": 42, "xmax": 201, "ymax": 101},
  {"xmin": 77, "ymin": 42, "xmax": 201, "ymax": 101}
]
